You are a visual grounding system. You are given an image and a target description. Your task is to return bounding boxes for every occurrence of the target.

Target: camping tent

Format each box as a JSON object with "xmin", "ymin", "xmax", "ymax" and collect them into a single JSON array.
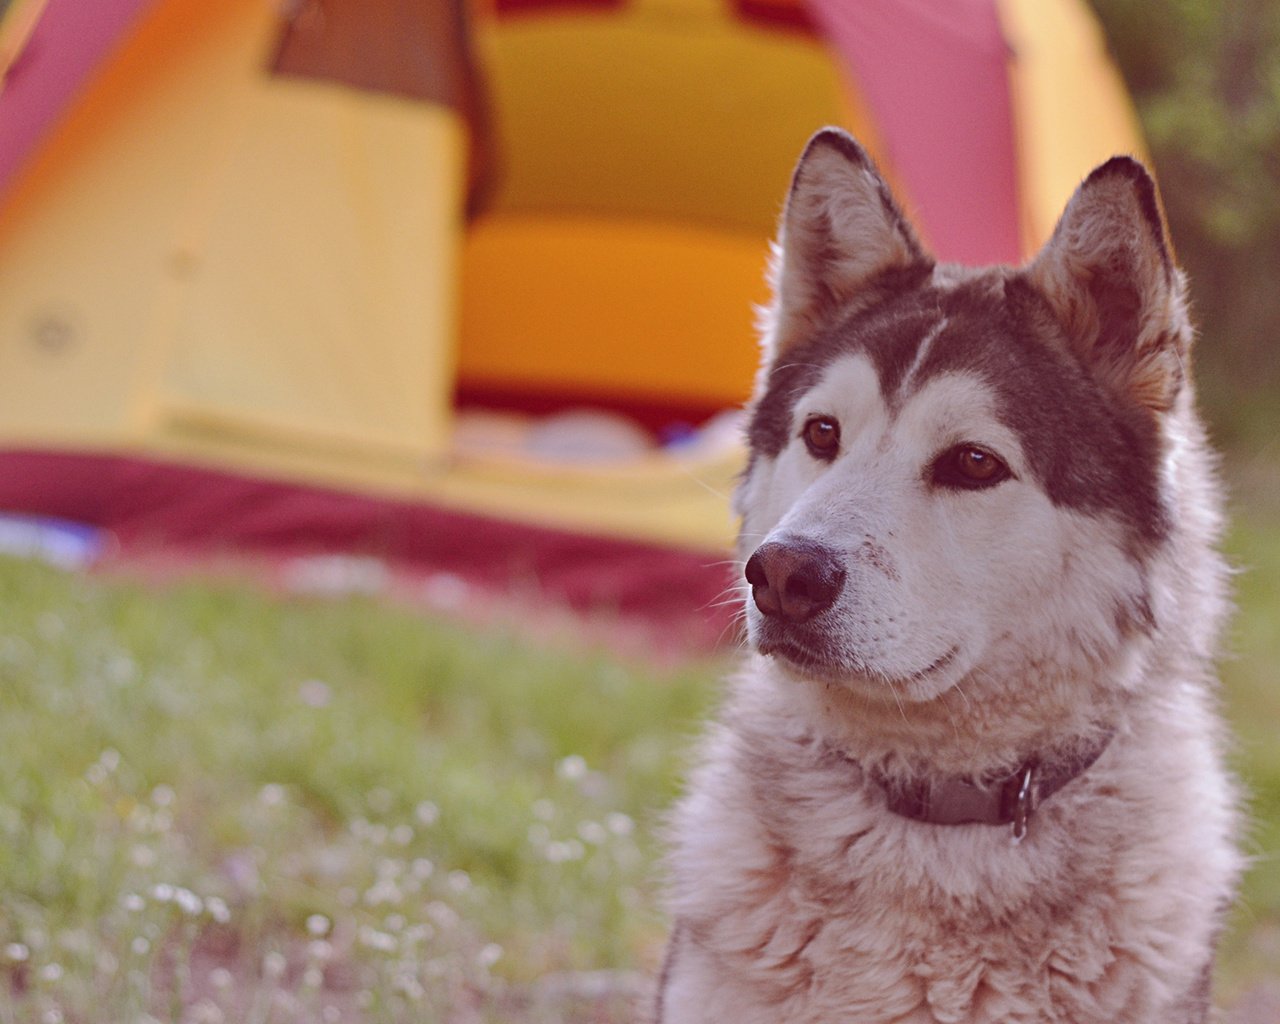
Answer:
[{"xmin": 0, "ymin": 0, "xmax": 1143, "ymax": 641}]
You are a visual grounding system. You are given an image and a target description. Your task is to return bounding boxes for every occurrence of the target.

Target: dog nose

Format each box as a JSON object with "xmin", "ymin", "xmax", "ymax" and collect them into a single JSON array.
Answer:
[{"xmin": 745, "ymin": 539, "xmax": 846, "ymax": 623}]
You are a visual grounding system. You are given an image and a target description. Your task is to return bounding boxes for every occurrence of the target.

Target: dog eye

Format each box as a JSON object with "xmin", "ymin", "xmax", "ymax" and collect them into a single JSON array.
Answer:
[
  {"xmin": 931, "ymin": 444, "xmax": 1010, "ymax": 489},
  {"xmin": 801, "ymin": 416, "xmax": 841, "ymax": 460}
]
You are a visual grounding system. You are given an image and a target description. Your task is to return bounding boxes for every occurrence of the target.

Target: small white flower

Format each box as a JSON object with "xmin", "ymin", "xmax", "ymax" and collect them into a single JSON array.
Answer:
[
  {"xmin": 39, "ymin": 963, "xmax": 63, "ymax": 983},
  {"xmin": 258, "ymin": 784, "xmax": 286, "ymax": 808},
  {"xmin": 121, "ymin": 893, "xmax": 145, "ymax": 913},
  {"xmin": 556, "ymin": 755, "xmax": 587, "ymax": 781},
  {"xmin": 131, "ymin": 845, "xmax": 157, "ymax": 868},
  {"xmin": 306, "ymin": 914, "xmax": 331, "ymax": 938},
  {"xmin": 307, "ymin": 940, "xmax": 333, "ymax": 962},
  {"xmin": 447, "ymin": 870, "xmax": 471, "ymax": 893},
  {"xmin": 422, "ymin": 572, "xmax": 468, "ymax": 610},
  {"xmin": 544, "ymin": 838, "xmax": 586, "ymax": 863},
  {"xmin": 210, "ymin": 967, "xmax": 234, "ymax": 991},
  {"xmin": 531, "ymin": 798, "xmax": 556, "ymax": 821},
  {"xmin": 390, "ymin": 824, "xmax": 413, "ymax": 847},
  {"xmin": 476, "ymin": 943, "xmax": 503, "ymax": 969},
  {"xmin": 4, "ymin": 942, "xmax": 29, "ymax": 963},
  {"xmin": 414, "ymin": 801, "xmax": 439, "ymax": 826},
  {"xmin": 578, "ymin": 820, "xmax": 607, "ymax": 845},
  {"xmin": 186, "ymin": 999, "xmax": 225, "ymax": 1024},
  {"xmin": 298, "ymin": 679, "xmax": 332, "ymax": 708},
  {"xmin": 173, "ymin": 887, "xmax": 203, "ymax": 917},
  {"xmin": 357, "ymin": 927, "xmax": 396, "ymax": 953},
  {"xmin": 151, "ymin": 785, "xmax": 175, "ymax": 807},
  {"xmin": 605, "ymin": 811, "xmax": 635, "ymax": 837},
  {"xmin": 106, "ymin": 655, "xmax": 137, "ymax": 685},
  {"xmin": 545, "ymin": 841, "xmax": 570, "ymax": 863},
  {"xmin": 410, "ymin": 857, "xmax": 434, "ymax": 880},
  {"xmin": 262, "ymin": 950, "xmax": 288, "ymax": 980},
  {"xmin": 206, "ymin": 897, "xmax": 231, "ymax": 924},
  {"xmin": 131, "ymin": 937, "xmax": 151, "ymax": 956},
  {"xmin": 150, "ymin": 883, "xmax": 175, "ymax": 903},
  {"xmin": 392, "ymin": 973, "xmax": 425, "ymax": 1002},
  {"xmin": 363, "ymin": 878, "xmax": 402, "ymax": 906}
]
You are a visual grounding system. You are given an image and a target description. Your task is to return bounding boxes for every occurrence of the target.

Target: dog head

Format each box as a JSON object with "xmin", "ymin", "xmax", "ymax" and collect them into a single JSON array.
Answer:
[{"xmin": 737, "ymin": 129, "xmax": 1199, "ymax": 724}]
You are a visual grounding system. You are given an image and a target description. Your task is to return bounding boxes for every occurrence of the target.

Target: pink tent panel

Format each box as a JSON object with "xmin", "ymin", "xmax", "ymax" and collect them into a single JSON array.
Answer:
[
  {"xmin": 808, "ymin": 0, "xmax": 1021, "ymax": 266},
  {"xmin": 0, "ymin": 0, "xmax": 158, "ymax": 196}
]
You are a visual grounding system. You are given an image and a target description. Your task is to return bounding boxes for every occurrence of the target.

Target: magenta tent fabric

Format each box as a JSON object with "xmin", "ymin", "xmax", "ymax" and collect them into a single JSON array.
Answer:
[
  {"xmin": 0, "ymin": 0, "xmax": 158, "ymax": 196},
  {"xmin": 806, "ymin": 0, "xmax": 1021, "ymax": 266},
  {"xmin": 0, "ymin": 450, "xmax": 737, "ymax": 651}
]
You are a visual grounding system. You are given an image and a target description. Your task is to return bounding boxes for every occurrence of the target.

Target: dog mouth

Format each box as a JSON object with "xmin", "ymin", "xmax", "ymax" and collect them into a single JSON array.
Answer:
[
  {"xmin": 903, "ymin": 645, "xmax": 962, "ymax": 686},
  {"xmin": 756, "ymin": 637, "xmax": 840, "ymax": 675},
  {"xmin": 757, "ymin": 633, "xmax": 961, "ymax": 691}
]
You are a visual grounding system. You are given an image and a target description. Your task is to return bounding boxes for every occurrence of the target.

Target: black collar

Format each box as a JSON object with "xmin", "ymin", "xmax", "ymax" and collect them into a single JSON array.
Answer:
[{"xmin": 869, "ymin": 730, "xmax": 1116, "ymax": 842}]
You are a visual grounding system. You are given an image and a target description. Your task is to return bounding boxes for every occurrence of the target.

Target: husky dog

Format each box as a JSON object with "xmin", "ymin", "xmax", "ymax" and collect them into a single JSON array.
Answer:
[{"xmin": 657, "ymin": 129, "xmax": 1241, "ymax": 1024}]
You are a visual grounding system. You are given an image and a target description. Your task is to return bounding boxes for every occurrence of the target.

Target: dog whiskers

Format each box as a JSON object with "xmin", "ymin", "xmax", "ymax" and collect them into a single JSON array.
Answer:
[
  {"xmin": 884, "ymin": 678, "xmax": 909, "ymax": 726},
  {"xmin": 677, "ymin": 465, "xmax": 735, "ymax": 502}
]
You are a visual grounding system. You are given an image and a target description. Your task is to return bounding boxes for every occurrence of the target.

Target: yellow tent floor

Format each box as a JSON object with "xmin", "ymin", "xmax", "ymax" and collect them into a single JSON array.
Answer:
[{"xmin": 96, "ymin": 405, "xmax": 744, "ymax": 554}]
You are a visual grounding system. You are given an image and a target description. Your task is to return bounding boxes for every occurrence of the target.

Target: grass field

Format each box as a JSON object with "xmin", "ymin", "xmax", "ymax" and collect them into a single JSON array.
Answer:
[
  {"xmin": 0, "ymin": 551, "xmax": 725, "ymax": 1024},
  {"xmin": 0, "ymin": 474, "xmax": 1277, "ymax": 1022}
]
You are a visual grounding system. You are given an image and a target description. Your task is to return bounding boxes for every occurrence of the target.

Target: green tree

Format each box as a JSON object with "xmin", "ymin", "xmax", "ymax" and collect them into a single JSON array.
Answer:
[{"xmin": 1089, "ymin": 0, "xmax": 1280, "ymax": 440}]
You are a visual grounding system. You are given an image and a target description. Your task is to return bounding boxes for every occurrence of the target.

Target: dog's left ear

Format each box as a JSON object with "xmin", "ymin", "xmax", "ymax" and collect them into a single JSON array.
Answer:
[{"xmin": 1025, "ymin": 157, "xmax": 1191, "ymax": 413}]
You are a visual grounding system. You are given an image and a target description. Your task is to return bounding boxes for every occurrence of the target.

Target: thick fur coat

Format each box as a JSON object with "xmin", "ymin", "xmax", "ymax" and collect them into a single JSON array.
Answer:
[{"xmin": 656, "ymin": 130, "xmax": 1241, "ymax": 1024}]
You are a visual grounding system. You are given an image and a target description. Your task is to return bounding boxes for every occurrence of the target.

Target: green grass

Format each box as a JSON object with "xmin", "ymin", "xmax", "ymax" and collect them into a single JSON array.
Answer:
[
  {"xmin": 1216, "ymin": 490, "xmax": 1280, "ymax": 1002},
  {"xmin": 0, "ymin": 486, "xmax": 1277, "ymax": 1022},
  {"xmin": 0, "ymin": 560, "xmax": 718, "ymax": 1022}
]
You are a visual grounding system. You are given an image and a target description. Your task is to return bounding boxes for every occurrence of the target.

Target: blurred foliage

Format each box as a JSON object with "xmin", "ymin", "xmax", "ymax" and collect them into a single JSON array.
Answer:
[{"xmin": 1088, "ymin": 0, "xmax": 1280, "ymax": 444}]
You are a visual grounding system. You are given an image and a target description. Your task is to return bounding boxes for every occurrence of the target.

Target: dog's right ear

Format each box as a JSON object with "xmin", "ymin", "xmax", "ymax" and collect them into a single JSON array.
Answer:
[
  {"xmin": 762, "ymin": 128, "xmax": 930, "ymax": 364},
  {"xmin": 1024, "ymin": 157, "xmax": 1191, "ymax": 413}
]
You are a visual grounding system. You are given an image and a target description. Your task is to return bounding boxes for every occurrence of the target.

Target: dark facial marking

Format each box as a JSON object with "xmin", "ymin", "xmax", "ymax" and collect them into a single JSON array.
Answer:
[
  {"xmin": 747, "ymin": 265, "xmax": 934, "ymax": 460},
  {"xmin": 913, "ymin": 278, "xmax": 1170, "ymax": 546},
  {"xmin": 745, "ymin": 272, "xmax": 1171, "ymax": 550}
]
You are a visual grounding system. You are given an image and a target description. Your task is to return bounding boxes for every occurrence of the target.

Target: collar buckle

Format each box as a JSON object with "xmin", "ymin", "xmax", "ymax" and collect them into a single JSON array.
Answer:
[{"xmin": 1009, "ymin": 763, "xmax": 1037, "ymax": 844}]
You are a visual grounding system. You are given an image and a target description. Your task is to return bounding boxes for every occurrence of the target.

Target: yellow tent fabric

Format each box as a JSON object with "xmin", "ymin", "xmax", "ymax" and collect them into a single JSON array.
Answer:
[
  {"xmin": 0, "ymin": 0, "xmax": 463, "ymax": 464},
  {"xmin": 458, "ymin": 0, "xmax": 883, "ymax": 417},
  {"xmin": 998, "ymin": 0, "xmax": 1148, "ymax": 256}
]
